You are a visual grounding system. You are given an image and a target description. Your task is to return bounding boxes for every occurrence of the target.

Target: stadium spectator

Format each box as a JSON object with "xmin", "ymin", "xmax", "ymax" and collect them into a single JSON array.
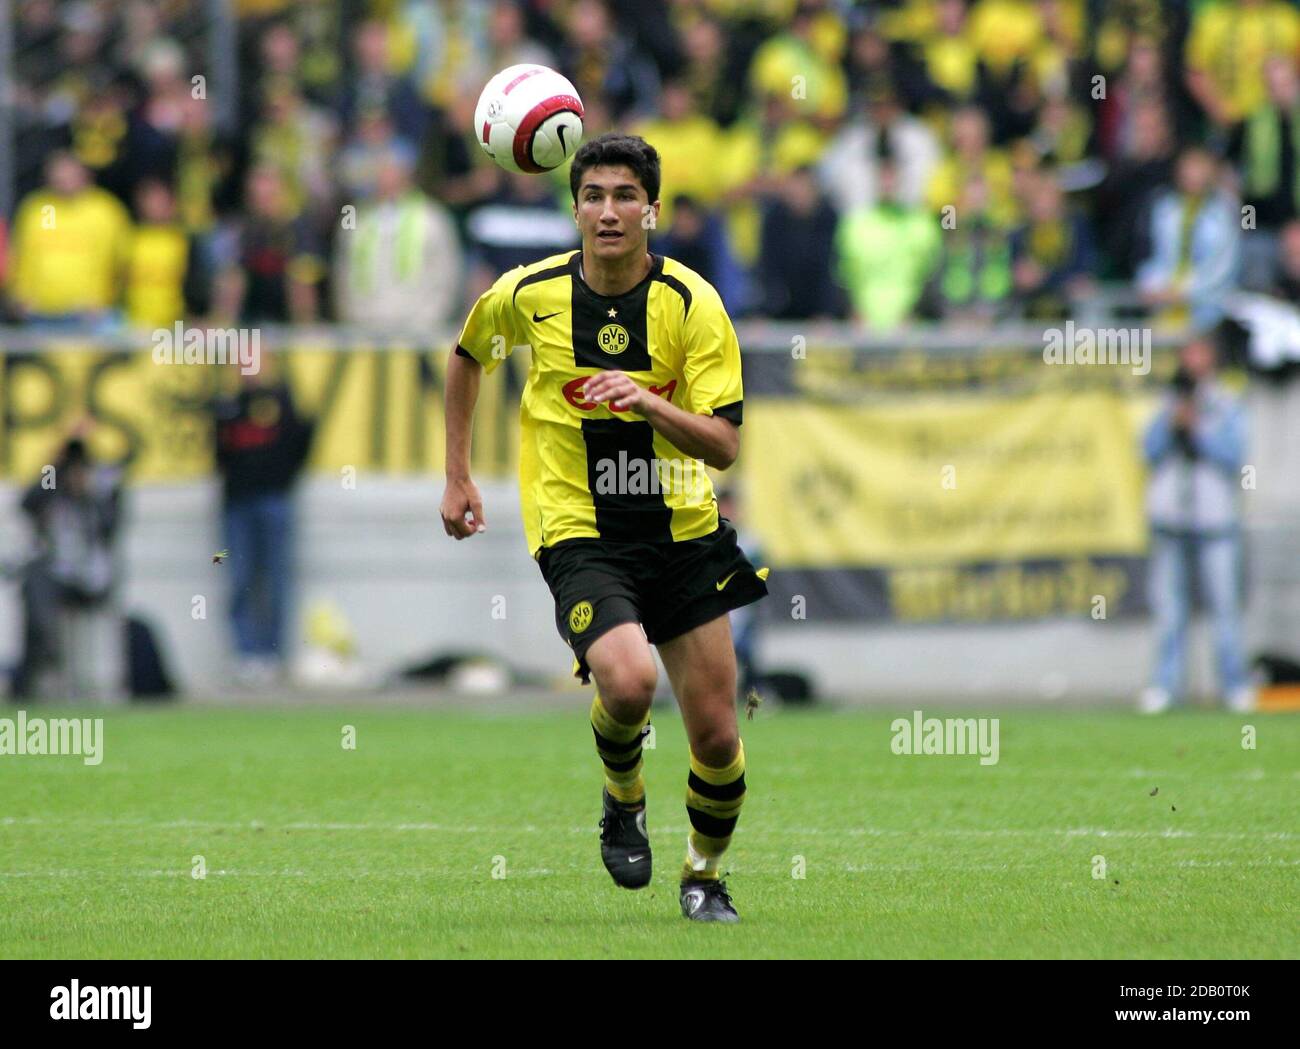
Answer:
[
  {"xmin": 757, "ymin": 167, "xmax": 842, "ymax": 321},
  {"xmin": 966, "ymin": 0, "xmax": 1046, "ymax": 84},
  {"xmin": 717, "ymin": 91, "xmax": 826, "ymax": 267},
  {"xmin": 1095, "ymin": 100, "xmax": 1176, "ymax": 279},
  {"xmin": 925, "ymin": 106, "xmax": 1018, "ymax": 229},
  {"xmin": 921, "ymin": 173, "xmax": 1013, "ymax": 325},
  {"xmin": 333, "ymin": 148, "xmax": 463, "ymax": 332},
  {"xmin": 835, "ymin": 158, "xmax": 938, "ymax": 329},
  {"xmin": 656, "ymin": 195, "xmax": 747, "ymax": 315},
  {"xmin": 842, "ymin": 15, "xmax": 916, "ymax": 113},
  {"xmin": 904, "ymin": 0, "xmax": 983, "ymax": 111},
  {"xmin": 746, "ymin": 0, "xmax": 847, "ymax": 128},
  {"xmin": 1185, "ymin": 0, "xmax": 1300, "ymax": 130},
  {"xmin": 213, "ymin": 364, "xmax": 315, "ymax": 688},
  {"xmin": 337, "ymin": 107, "xmax": 418, "ymax": 205},
  {"xmin": 14, "ymin": 431, "xmax": 125, "ymax": 701},
  {"xmin": 124, "ymin": 178, "xmax": 198, "ymax": 330},
  {"xmin": 1032, "ymin": 0, "xmax": 1085, "ymax": 97},
  {"xmin": 1010, "ymin": 169, "xmax": 1097, "ymax": 319},
  {"xmin": 677, "ymin": 16, "xmax": 745, "ymax": 129},
  {"xmin": 337, "ymin": 19, "xmax": 427, "ymax": 144},
  {"xmin": 211, "ymin": 165, "xmax": 325, "ymax": 325},
  {"xmin": 238, "ymin": 5, "xmax": 345, "ymax": 109},
  {"xmin": 399, "ymin": 0, "xmax": 493, "ymax": 112},
  {"xmin": 463, "ymin": 170, "xmax": 578, "ymax": 283},
  {"xmin": 558, "ymin": 0, "xmax": 660, "ymax": 122},
  {"xmin": 249, "ymin": 17, "xmax": 302, "ymax": 100},
  {"xmin": 1022, "ymin": 91, "xmax": 1093, "ymax": 170},
  {"xmin": 70, "ymin": 78, "xmax": 135, "ymax": 205},
  {"xmin": 967, "ymin": 0, "xmax": 1053, "ymax": 145},
  {"xmin": 6, "ymin": 151, "xmax": 131, "ymax": 328},
  {"xmin": 817, "ymin": 86, "xmax": 941, "ymax": 217},
  {"xmin": 1232, "ymin": 56, "xmax": 1300, "ymax": 290},
  {"xmin": 1136, "ymin": 146, "xmax": 1241, "ymax": 329},
  {"xmin": 485, "ymin": 0, "xmax": 557, "ymax": 73},
  {"xmin": 416, "ymin": 94, "xmax": 495, "ymax": 210},
  {"xmin": 1139, "ymin": 335, "xmax": 1252, "ymax": 714},
  {"xmin": 129, "ymin": 38, "xmax": 194, "ymax": 183},
  {"xmin": 174, "ymin": 94, "xmax": 236, "ymax": 241},
  {"xmin": 249, "ymin": 77, "xmax": 336, "ymax": 226},
  {"xmin": 1096, "ymin": 35, "xmax": 1190, "ymax": 164},
  {"xmin": 1092, "ymin": 0, "xmax": 1172, "ymax": 78},
  {"xmin": 633, "ymin": 79, "xmax": 725, "ymax": 232}
]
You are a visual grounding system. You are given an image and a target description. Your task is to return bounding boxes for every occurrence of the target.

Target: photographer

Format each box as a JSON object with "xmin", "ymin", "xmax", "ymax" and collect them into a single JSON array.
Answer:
[
  {"xmin": 14, "ymin": 431, "xmax": 125, "ymax": 700},
  {"xmin": 1139, "ymin": 335, "xmax": 1251, "ymax": 713}
]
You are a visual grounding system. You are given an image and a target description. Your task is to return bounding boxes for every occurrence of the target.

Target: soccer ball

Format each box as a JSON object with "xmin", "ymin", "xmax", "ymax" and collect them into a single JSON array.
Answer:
[{"xmin": 474, "ymin": 64, "xmax": 585, "ymax": 174}]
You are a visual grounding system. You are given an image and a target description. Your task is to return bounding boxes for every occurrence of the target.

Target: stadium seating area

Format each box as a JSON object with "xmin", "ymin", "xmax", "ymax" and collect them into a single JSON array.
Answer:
[{"xmin": 5, "ymin": 0, "xmax": 1300, "ymax": 333}]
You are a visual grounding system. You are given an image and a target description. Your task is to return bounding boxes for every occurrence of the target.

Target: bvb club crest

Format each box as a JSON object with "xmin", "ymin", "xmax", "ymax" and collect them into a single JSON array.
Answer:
[
  {"xmin": 569, "ymin": 600, "xmax": 594, "ymax": 633},
  {"xmin": 596, "ymin": 323, "xmax": 629, "ymax": 355}
]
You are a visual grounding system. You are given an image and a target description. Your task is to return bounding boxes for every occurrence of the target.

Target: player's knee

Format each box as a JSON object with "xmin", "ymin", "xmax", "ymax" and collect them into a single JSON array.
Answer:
[
  {"xmin": 599, "ymin": 664, "xmax": 657, "ymax": 721},
  {"xmin": 690, "ymin": 724, "xmax": 739, "ymax": 769}
]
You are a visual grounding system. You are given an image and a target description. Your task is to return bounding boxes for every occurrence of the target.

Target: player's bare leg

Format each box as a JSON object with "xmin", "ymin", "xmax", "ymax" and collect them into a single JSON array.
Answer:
[
  {"xmin": 585, "ymin": 623, "xmax": 656, "ymax": 888},
  {"xmin": 657, "ymin": 614, "xmax": 744, "ymax": 922}
]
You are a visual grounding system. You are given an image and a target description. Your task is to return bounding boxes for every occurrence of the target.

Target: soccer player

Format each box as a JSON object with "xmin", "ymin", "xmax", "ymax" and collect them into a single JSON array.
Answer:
[{"xmin": 440, "ymin": 133, "xmax": 767, "ymax": 923}]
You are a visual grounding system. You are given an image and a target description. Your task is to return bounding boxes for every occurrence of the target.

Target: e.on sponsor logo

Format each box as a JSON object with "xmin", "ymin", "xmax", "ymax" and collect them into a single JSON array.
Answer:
[{"xmin": 562, "ymin": 376, "xmax": 677, "ymax": 411}]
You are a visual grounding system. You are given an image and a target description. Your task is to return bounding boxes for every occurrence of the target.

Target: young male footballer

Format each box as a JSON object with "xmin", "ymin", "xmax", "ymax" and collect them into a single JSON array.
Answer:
[{"xmin": 440, "ymin": 133, "xmax": 767, "ymax": 923}]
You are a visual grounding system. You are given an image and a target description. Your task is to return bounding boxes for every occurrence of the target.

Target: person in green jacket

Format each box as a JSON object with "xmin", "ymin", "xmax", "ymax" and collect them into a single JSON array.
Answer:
[{"xmin": 834, "ymin": 158, "xmax": 941, "ymax": 330}]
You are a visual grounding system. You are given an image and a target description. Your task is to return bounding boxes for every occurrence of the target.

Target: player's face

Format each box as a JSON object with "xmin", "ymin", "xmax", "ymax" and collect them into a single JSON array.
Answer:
[{"xmin": 573, "ymin": 165, "xmax": 659, "ymax": 262}]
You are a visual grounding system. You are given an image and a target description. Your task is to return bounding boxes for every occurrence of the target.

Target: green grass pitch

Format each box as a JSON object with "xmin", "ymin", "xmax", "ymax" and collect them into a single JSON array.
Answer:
[{"xmin": 1, "ymin": 703, "xmax": 1296, "ymax": 958}]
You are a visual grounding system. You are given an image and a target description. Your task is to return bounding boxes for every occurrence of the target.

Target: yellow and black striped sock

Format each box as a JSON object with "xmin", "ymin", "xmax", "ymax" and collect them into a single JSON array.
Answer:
[
  {"xmin": 682, "ymin": 740, "xmax": 746, "ymax": 881},
  {"xmin": 590, "ymin": 690, "xmax": 649, "ymax": 808}
]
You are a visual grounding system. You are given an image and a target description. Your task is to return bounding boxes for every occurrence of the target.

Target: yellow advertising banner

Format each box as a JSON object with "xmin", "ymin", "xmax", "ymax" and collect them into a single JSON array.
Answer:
[
  {"xmin": 0, "ymin": 347, "xmax": 523, "ymax": 481},
  {"xmin": 743, "ymin": 390, "xmax": 1153, "ymax": 566}
]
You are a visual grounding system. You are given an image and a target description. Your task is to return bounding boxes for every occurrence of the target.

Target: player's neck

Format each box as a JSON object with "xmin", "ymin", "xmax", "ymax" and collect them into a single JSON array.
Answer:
[{"xmin": 581, "ymin": 248, "xmax": 653, "ymax": 298}]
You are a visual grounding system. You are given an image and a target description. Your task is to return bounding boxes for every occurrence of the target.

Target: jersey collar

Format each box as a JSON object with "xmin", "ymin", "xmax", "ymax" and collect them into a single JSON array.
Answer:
[{"xmin": 571, "ymin": 250, "xmax": 662, "ymax": 301}]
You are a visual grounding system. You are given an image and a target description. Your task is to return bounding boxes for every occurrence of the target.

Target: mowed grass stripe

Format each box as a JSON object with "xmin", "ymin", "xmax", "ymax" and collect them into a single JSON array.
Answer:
[{"xmin": 1, "ymin": 706, "xmax": 1296, "ymax": 958}]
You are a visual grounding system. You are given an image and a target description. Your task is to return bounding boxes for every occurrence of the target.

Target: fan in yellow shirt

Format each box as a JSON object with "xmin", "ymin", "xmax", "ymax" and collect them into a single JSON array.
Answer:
[
  {"xmin": 1186, "ymin": 0, "xmax": 1300, "ymax": 126},
  {"xmin": 125, "ymin": 179, "xmax": 193, "ymax": 330},
  {"xmin": 8, "ymin": 153, "xmax": 131, "ymax": 321}
]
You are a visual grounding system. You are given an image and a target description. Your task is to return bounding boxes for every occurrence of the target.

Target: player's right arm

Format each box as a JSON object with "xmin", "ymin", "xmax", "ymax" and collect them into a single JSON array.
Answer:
[
  {"xmin": 439, "ymin": 270, "xmax": 521, "ymax": 540},
  {"xmin": 440, "ymin": 346, "xmax": 486, "ymax": 539}
]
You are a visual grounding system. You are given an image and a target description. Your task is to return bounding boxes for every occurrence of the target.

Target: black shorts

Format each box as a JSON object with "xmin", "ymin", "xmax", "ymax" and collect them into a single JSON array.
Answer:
[{"xmin": 537, "ymin": 520, "xmax": 768, "ymax": 684}]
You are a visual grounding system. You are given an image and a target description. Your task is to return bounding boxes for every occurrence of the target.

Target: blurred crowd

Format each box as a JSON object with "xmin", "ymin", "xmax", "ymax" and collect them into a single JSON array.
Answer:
[{"xmin": 4, "ymin": 0, "xmax": 1300, "ymax": 335}]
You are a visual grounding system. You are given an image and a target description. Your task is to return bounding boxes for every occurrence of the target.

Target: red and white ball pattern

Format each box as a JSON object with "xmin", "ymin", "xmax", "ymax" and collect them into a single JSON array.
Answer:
[{"xmin": 474, "ymin": 64, "xmax": 585, "ymax": 174}]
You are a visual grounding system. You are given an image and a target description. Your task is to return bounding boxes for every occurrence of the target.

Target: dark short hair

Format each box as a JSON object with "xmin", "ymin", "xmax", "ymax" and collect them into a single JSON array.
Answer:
[{"xmin": 569, "ymin": 133, "xmax": 661, "ymax": 204}]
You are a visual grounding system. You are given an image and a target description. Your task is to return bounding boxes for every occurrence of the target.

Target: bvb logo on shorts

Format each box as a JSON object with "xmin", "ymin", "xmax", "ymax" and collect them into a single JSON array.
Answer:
[
  {"xmin": 569, "ymin": 600, "xmax": 594, "ymax": 634},
  {"xmin": 596, "ymin": 323, "xmax": 629, "ymax": 355}
]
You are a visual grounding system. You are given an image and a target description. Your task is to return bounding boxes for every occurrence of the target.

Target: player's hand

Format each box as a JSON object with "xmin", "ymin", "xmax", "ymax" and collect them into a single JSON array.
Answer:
[
  {"xmin": 583, "ymin": 370, "xmax": 648, "ymax": 413},
  {"xmin": 440, "ymin": 477, "xmax": 487, "ymax": 539}
]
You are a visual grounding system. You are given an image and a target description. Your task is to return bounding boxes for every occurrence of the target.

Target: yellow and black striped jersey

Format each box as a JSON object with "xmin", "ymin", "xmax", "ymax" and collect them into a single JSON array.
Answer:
[{"xmin": 455, "ymin": 250, "xmax": 743, "ymax": 557}]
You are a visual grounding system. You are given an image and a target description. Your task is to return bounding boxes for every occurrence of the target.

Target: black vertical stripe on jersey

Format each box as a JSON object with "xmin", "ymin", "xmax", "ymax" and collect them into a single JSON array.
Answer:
[
  {"xmin": 581, "ymin": 418, "xmax": 674, "ymax": 542},
  {"xmin": 569, "ymin": 253, "xmax": 653, "ymax": 371}
]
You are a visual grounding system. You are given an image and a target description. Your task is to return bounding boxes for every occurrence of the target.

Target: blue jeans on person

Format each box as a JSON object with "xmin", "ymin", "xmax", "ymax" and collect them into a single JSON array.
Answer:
[
  {"xmin": 1148, "ymin": 529, "xmax": 1247, "ymax": 699},
  {"xmin": 223, "ymin": 491, "xmax": 294, "ymax": 660}
]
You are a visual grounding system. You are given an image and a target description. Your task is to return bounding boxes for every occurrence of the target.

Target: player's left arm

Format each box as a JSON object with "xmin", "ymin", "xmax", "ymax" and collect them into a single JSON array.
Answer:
[
  {"xmin": 584, "ymin": 373, "xmax": 739, "ymax": 469},
  {"xmin": 583, "ymin": 286, "xmax": 743, "ymax": 470}
]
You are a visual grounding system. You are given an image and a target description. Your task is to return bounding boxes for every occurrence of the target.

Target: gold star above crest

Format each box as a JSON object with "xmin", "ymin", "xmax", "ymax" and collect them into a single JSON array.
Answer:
[{"xmin": 607, "ymin": 307, "xmax": 618, "ymax": 319}]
